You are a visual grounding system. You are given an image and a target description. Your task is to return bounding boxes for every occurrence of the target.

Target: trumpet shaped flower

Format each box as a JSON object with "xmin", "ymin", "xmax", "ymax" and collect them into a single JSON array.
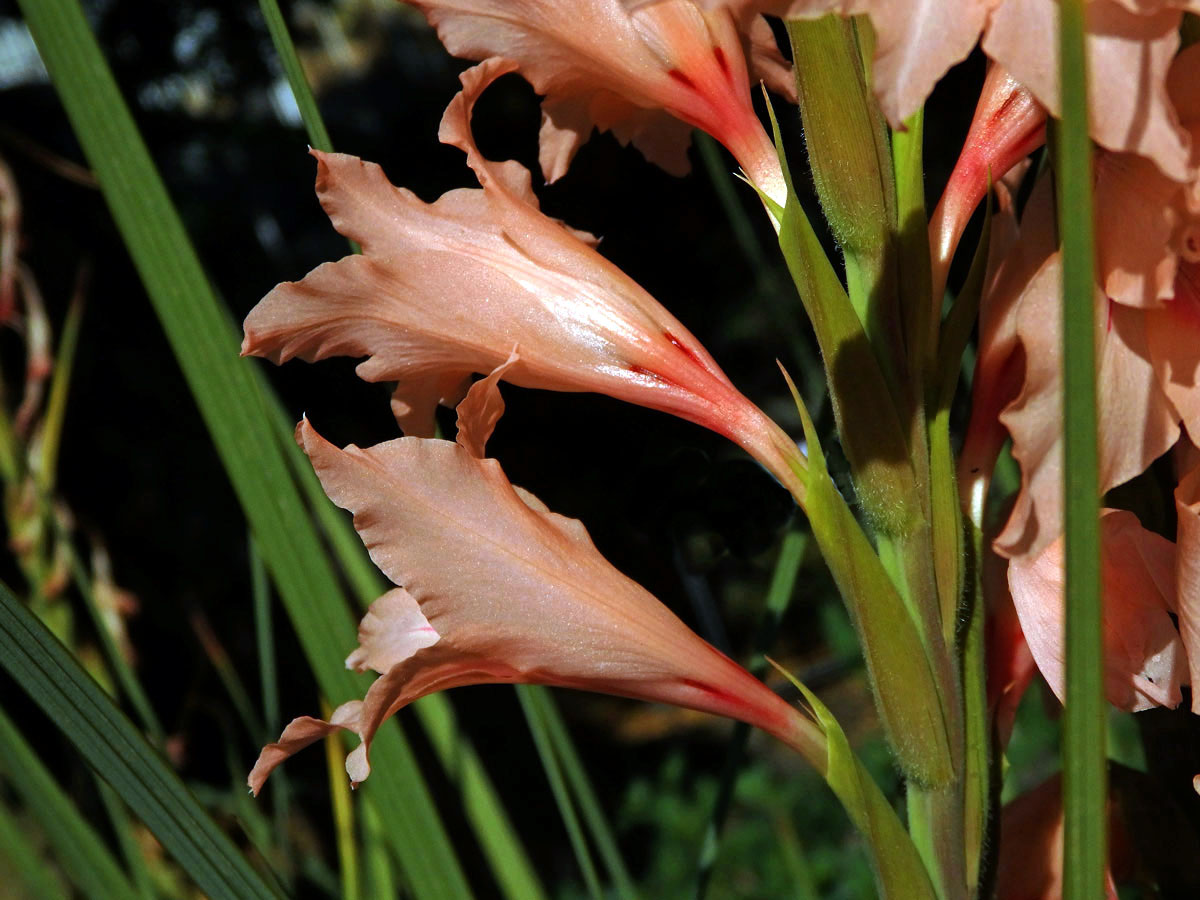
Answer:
[
  {"xmin": 243, "ymin": 59, "xmax": 803, "ymax": 498},
  {"xmin": 405, "ymin": 0, "xmax": 788, "ymax": 204},
  {"xmin": 247, "ymin": 386, "xmax": 823, "ymax": 792}
]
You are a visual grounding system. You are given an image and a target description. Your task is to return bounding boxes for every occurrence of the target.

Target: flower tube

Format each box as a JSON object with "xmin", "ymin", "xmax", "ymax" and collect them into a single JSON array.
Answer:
[{"xmin": 243, "ymin": 59, "xmax": 804, "ymax": 499}]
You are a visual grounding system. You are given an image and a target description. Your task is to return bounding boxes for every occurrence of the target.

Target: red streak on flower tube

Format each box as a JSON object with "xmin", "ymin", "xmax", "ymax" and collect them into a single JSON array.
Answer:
[
  {"xmin": 664, "ymin": 330, "xmax": 705, "ymax": 367},
  {"xmin": 668, "ymin": 69, "xmax": 698, "ymax": 91},
  {"xmin": 712, "ymin": 46, "xmax": 730, "ymax": 77}
]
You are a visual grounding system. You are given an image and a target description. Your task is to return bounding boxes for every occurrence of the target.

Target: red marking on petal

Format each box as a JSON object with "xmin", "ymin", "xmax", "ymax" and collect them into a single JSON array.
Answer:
[
  {"xmin": 713, "ymin": 46, "xmax": 730, "ymax": 77},
  {"xmin": 667, "ymin": 69, "xmax": 697, "ymax": 91},
  {"xmin": 1106, "ymin": 297, "xmax": 1115, "ymax": 333},
  {"xmin": 679, "ymin": 677, "xmax": 738, "ymax": 705}
]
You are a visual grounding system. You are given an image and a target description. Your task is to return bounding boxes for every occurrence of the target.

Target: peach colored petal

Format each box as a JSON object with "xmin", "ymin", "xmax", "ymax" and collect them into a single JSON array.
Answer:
[
  {"xmin": 742, "ymin": 14, "xmax": 797, "ymax": 105},
  {"xmin": 1007, "ymin": 509, "xmax": 1183, "ymax": 712},
  {"xmin": 244, "ymin": 60, "xmax": 804, "ymax": 497},
  {"xmin": 248, "ymin": 420, "xmax": 823, "ymax": 790},
  {"xmin": 984, "ymin": 0, "xmax": 1191, "ymax": 181},
  {"xmin": 995, "ymin": 252, "xmax": 1180, "ymax": 560},
  {"xmin": 344, "ymin": 588, "xmax": 440, "ymax": 675},
  {"xmin": 996, "ymin": 773, "xmax": 1120, "ymax": 900},
  {"xmin": 408, "ymin": 0, "xmax": 785, "ymax": 202},
  {"xmin": 1095, "ymin": 148, "xmax": 1184, "ymax": 308},
  {"xmin": 1095, "ymin": 45, "xmax": 1200, "ymax": 308},
  {"xmin": 958, "ymin": 175, "xmax": 1053, "ymax": 514},
  {"xmin": 248, "ymin": 700, "xmax": 363, "ymax": 795},
  {"xmin": 1174, "ymin": 461, "xmax": 1200, "ymax": 711},
  {"xmin": 454, "ymin": 350, "xmax": 519, "ymax": 460},
  {"xmin": 1146, "ymin": 262, "xmax": 1200, "ymax": 435}
]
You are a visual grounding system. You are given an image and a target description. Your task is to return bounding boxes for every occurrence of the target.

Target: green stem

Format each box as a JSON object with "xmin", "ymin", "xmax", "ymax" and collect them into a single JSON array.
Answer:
[{"xmin": 1057, "ymin": 1, "xmax": 1105, "ymax": 897}]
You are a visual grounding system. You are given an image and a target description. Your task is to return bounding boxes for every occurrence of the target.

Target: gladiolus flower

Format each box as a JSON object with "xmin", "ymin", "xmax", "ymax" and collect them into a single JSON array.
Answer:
[
  {"xmin": 247, "ymin": 379, "xmax": 824, "ymax": 793},
  {"xmin": 404, "ymin": 0, "xmax": 788, "ymax": 206},
  {"xmin": 243, "ymin": 59, "xmax": 804, "ymax": 500}
]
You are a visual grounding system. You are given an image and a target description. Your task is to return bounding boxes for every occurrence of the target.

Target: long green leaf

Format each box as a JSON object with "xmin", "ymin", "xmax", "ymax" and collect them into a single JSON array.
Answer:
[
  {"xmin": 0, "ymin": 704, "xmax": 133, "ymax": 900},
  {"xmin": 0, "ymin": 584, "xmax": 280, "ymax": 899},
  {"xmin": 16, "ymin": 2, "xmax": 474, "ymax": 896},
  {"xmin": 516, "ymin": 686, "xmax": 603, "ymax": 900},
  {"xmin": 1056, "ymin": 2, "xmax": 1105, "ymax": 897},
  {"xmin": 256, "ymin": 0, "xmax": 333, "ymax": 152},
  {"xmin": 530, "ymin": 686, "xmax": 637, "ymax": 900},
  {"xmin": 0, "ymin": 800, "xmax": 70, "ymax": 900}
]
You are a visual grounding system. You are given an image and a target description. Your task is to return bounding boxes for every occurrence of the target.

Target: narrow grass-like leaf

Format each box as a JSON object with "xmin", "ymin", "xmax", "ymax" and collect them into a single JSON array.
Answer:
[
  {"xmin": 250, "ymin": 534, "xmax": 293, "ymax": 891},
  {"xmin": 361, "ymin": 798, "xmax": 398, "ymax": 900},
  {"xmin": 324, "ymin": 705, "xmax": 360, "ymax": 900},
  {"xmin": 256, "ymin": 0, "xmax": 333, "ymax": 152},
  {"xmin": 0, "ymin": 582, "xmax": 282, "ymax": 899},
  {"xmin": 94, "ymin": 778, "xmax": 157, "ymax": 900},
  {"xmin": 696, "ymin": 529, "xmax": 807, "ymax": 899},
  {"xmin": 55, "ymin": 521, "xmax": 165, "ymax": 744},
  {"xmin": 16, "ymin": 1, "xmax": 474, "ymax": 895},
  {"xmin": 0, "ymin": 706, "xmax": 128, "ymax": 900},
  {"xmin": 0, "ymin": 802, "xmax": 70, "ymax": 900},
  {"xmin": 1057, "ymin": 2, "xmax": 1105, "ymax": 896},
  {"xmin": 516, "ymin": 686, "xmax": 603, "ymax": 900},
  {"xmin": 530, "ymin": 686, "xmax": 637, "ymax": 900}
]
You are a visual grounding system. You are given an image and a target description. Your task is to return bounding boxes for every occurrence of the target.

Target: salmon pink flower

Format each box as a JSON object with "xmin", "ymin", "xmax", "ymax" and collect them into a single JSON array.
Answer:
[
  {"xmin": 404, "ymin": 0, "xmax": 788, "ymax": 205},
  {"xmin": 247, "ymin": 381, "xmax": 824, "ymax": 793},
  {"xmin": 243, "ymin": 59, "xmax": 804, "ymax": 499}
]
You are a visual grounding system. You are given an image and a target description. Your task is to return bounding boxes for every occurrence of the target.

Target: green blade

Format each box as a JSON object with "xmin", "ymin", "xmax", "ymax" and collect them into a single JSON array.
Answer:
[
  {"xmin": 0, "ymin": 800, "xmax": 70, "ymax": 900},
  {"xmin": 0, "ymin": 582, "xmax": 280, "ymax": 899},
  {"xmin": 16, "ymin": 1, "xmax": 473, "ymax": 896},
  {"xmin": 1056, "ymin": 2, "xmax": 1105, "ymax": 897}
]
